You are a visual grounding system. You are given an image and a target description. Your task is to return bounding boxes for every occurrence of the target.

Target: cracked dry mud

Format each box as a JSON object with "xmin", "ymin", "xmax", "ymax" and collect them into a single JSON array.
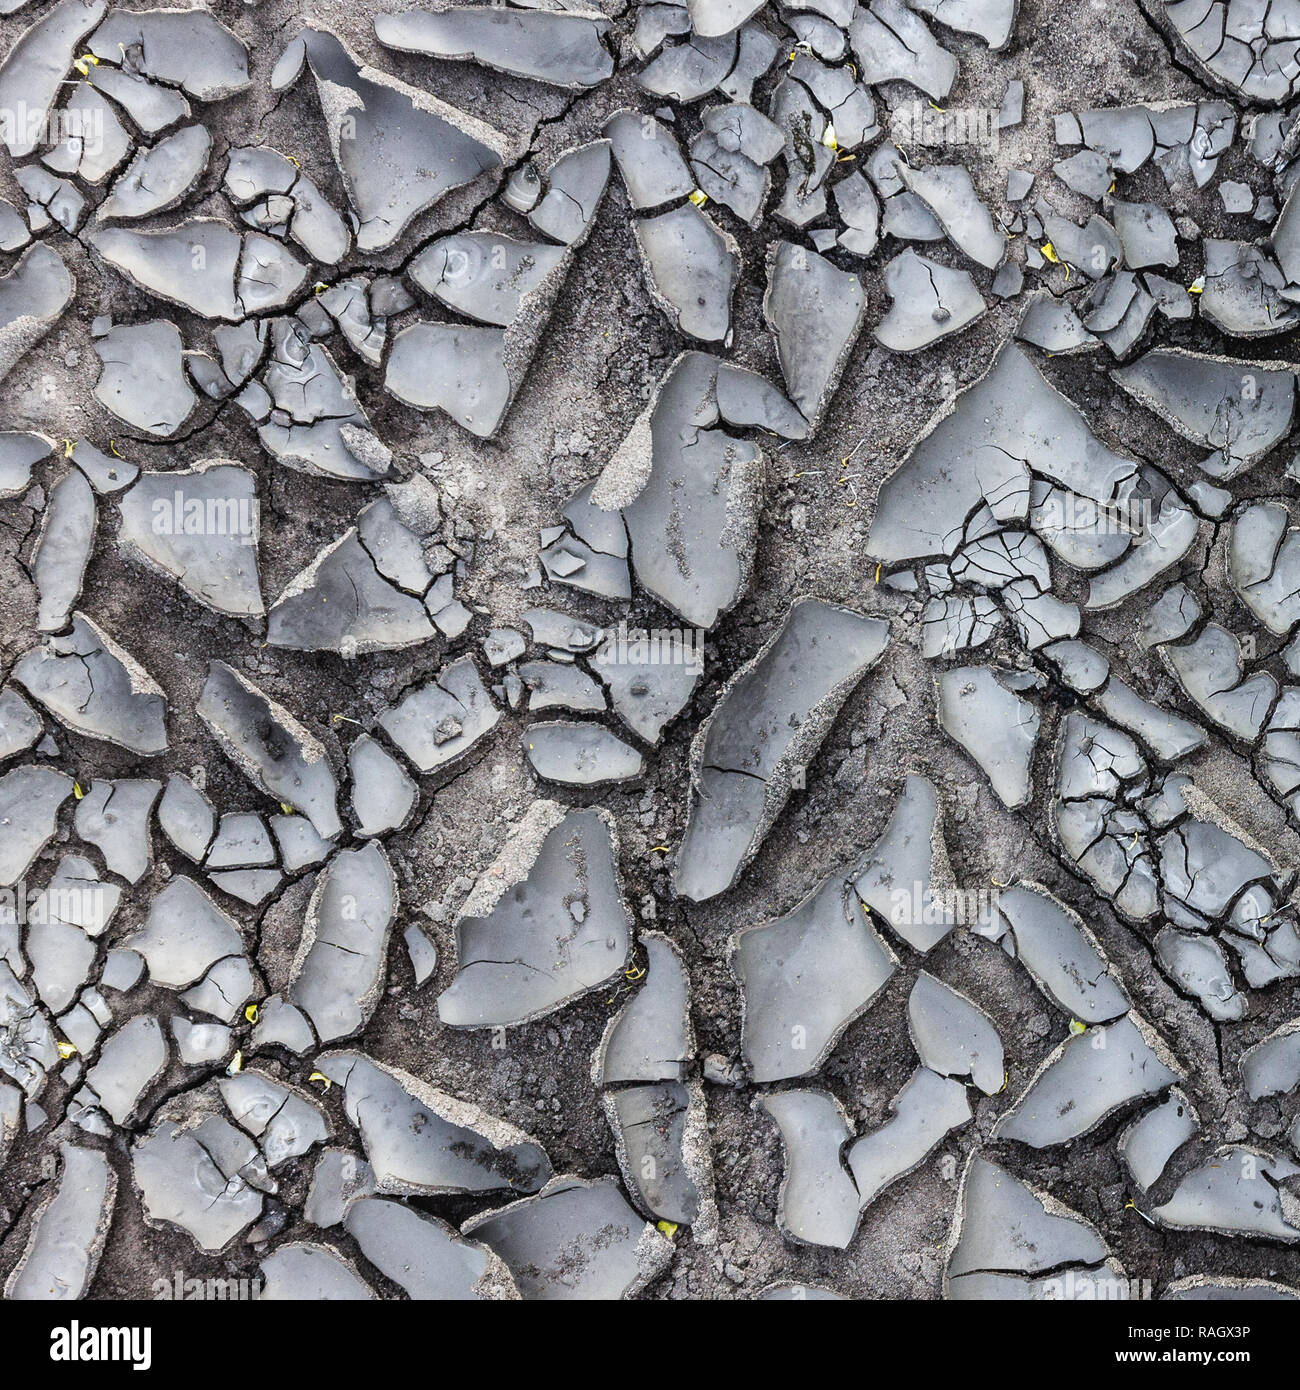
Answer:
[{"xmin": 4, "ymin": 0, "xmax": 1300, "ymax": 1310}]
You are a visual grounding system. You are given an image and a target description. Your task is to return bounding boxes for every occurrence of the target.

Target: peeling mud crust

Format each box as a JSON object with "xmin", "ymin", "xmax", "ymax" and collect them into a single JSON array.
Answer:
[{"xmin": 5, "ymin": 0, "xmax": 1300, "ymax": 1311}]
